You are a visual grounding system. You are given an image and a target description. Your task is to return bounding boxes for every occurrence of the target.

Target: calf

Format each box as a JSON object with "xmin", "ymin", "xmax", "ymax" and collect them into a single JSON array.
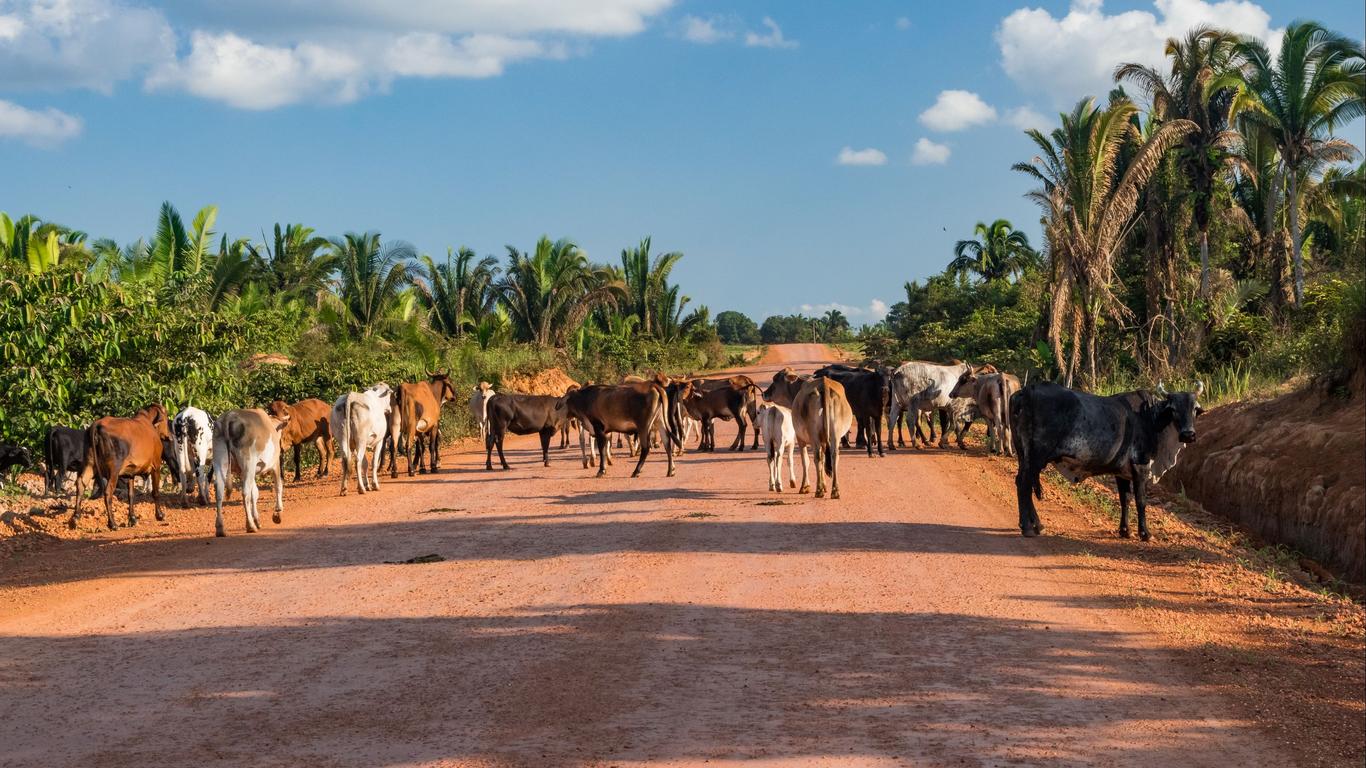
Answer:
[
  {"xmin": 565, "ymin": 381, "xmax": 680, "ymax": 478},
  {"xmin": 1011, "ymin": 381, "xmax": 1203, "ymax": 540},
  {"xmin": 394, "ymin": 373, "xmax": 457, "ymax": 476},
  {"xmin": 44, "ymin": 426, "xmax": 87, "ymax": 496},
  {"xmin": 889, "ymin": 361, "xmax": 972, "ymax": 449},
  {"xmin": 332, "ymin": 383, "xmax": 393, "ymax": 495},
  {"xmin": 212, "ymin": 408, "xmax": 290, "ymax": 537},
  {"xmin": 485, "ymin": 393, "xmax": 569, "ymax": 470},
  {"xmin": 0, "ymin": 444, "xmax": 32, "ymax": 488},
  {"xmin": 172, "ymin": 407, "xmax": 214, "ymax": 504},
  {"xmin": 470, "ymin": 382, "xmax": 496, "ymax": 445},
  {"xmin": 71, "ymin": 404, "xmax": 173, "ymax": 530},
  {"xmin": 267, "ymin": 398, "xmax": 334, "ymax": 481},
  {"xmin": 949, "ymin": 367, "xmax": 1021, "ymax": 456},
  {"xmin": 764, "ymin": 369, "xmax": 854, "ymax": 499},
  {"xmin": 815, "ymin": 365, "xmax": 890, "ymax": 457},
  {"xmin": 755, "ymin": 402, "xmax": 797, "ymax": 492}
]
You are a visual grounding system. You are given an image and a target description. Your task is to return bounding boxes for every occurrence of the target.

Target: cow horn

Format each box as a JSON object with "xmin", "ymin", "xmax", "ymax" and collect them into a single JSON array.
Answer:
[
  {"xmin": 1194, "ymin": 380, "xmax": 1205, "ymax": 397},
  {"xmin": 1156, "ymin": 381, "xmax": 1168, "ymax": 395}
]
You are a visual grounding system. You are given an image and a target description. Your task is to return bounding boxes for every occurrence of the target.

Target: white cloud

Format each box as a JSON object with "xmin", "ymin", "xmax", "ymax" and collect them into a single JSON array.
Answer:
[
  {"xmin": 0, "ymin": 0, "xmax": 175, "ymax": 92},
  {"xmin": 911, "ymin": 137, "xmax": 951, "ymax": 165},
  {"xmin": 679, "ymin": 15, "xmax": 733, "ymax": 44},
  {"xmin": 1007, "ymin": 105, "xmax": 1050, "ymax": 131},
  {"xmin": 745, "ymin": 17, "xmax": 797, "ymax": 49},
  {"xmin": 0, "ymin": 99, "xmax": 82, "ymax": 147},
  {"xmin": 996, "ymin": 0, "xmax": 1281, "ymax": 106},
  {"xmin": 797, "ymin": 300, "xmax": 890, "ymax": 323},
  {"xmin": 837, "ymin": 146, "xmax": 888, "ymax": 166},
  {"xmin": 919, "ymin": 90, "xmax": 998, "ymax": 132},
  {"xmin": 895, "ymin": 17, "xmax": 912, "ymax": 30}
]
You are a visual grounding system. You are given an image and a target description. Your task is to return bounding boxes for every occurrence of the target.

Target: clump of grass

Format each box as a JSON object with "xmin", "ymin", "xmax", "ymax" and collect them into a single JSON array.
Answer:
[
  {"xmin": 677, "ymin": 511, "xmax": 717, "ymax": 519},
  {"xmin": 756, "ymin": 500, "xmax": 789, "ymax": 506}
]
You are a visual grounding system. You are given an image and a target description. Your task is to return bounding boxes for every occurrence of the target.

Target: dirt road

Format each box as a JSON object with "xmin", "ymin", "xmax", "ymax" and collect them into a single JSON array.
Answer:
[{"xmin": 0, "ymin": 346, "xmax": 1324, "ymax": 766}]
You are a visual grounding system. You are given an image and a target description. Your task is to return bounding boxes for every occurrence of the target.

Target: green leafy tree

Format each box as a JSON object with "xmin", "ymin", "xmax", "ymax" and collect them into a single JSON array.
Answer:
[
  {"xmin": 949, "ymin": 219, "xmax": 1038, "ymax": 283},
  {"xmin": 329, "ymin": 231, "xmax": 417, "ymax": 338},
  {"xmin": 716, "ymin": 310, "xmax": 760, "ymax": 343}
]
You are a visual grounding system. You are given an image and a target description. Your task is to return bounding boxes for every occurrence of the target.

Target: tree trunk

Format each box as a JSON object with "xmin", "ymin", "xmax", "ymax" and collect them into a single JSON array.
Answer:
[
  {"xmin": 1289, "ymin": 172, "xmax": 1304, "ymax": 305},
  {"xmin": 1198, "ymin": 228, "xmax": 1210, "ymax": 297},
  {"xmin": 1084, "ymin": 303, "xmax": 1099, "ymax": 391}
]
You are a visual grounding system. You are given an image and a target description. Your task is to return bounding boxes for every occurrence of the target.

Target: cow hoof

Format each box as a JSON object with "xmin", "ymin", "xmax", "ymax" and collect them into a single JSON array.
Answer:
[
  {"xmin": 155, "ymin": 511, "xmax": 166, "ymax": 522},
  {"xmin": 485, "ymin": 464, "xmax": 494, "ymax": 471},
  {"xmin": 502, "ymin": 466, "xmax": 512, "ymax": 471},
  {"xmin": 667, "ymin": 469, "xmax": 677, "ymax": 478},
  {"xmin": 1119, "ymin": 527, "xmax": 1131, "ymax": 539},
  {"xmin": 815, "ymin": 490, "xmax": 825, "ymax": 499},
  {"xmin": 273, "ymin": 513, "xmax": 282, "ymax": 524},
  {"xmin": 789, "ymin": 480, "xmax": 796, "ymax": 489},
  {"xmin": 1034, "ymin": 524, "xmax": 1044, "ymax": 535},
  {"xmin": 1139, "ymin": 530, "xmax": 1151, "ymax": 542},
  {"xmin": 799, "ymin": 485, "xmax": 811, "ymax": 494},
  {"xmin": 1021, "ymin": 527, "xmax": 1038, "ymax": 538},
  {"xmin": 831, "ymin": 489, "xmax": 840, "ymax": 499}
]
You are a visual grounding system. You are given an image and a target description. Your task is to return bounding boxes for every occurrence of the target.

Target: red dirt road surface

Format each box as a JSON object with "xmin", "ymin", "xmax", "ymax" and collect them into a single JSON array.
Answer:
[{"xmin": 0, "ymin": 345, "xmax": 1352, "ymax": 766}]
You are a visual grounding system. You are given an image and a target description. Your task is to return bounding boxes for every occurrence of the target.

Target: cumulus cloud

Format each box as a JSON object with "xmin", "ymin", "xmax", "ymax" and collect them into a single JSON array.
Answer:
[
  {"xmin": 996, "ymin": 0, "xmax": 1281, "ymax": 106},
  {"xmin": 0, "ymin": 0, "xmax": 175, "ymax": 92},
  {"xmin": 1006, "ymin": 105, "xmax": 1050, "ymax": 131},
  {"xmin": 798, "ymin": 300, "xmax": 890, "ymax": 323},
  {"xmin": 911, "ymin": 137, "xmax": 951, "ymax": 165},
  {"xmin": 919, "ymin": 90, "xmax": 998, "ymax": 132},
  {"xmin": 745, "ymin": 17, "xmax": 797, "ymax": 49},
  {"xmin": 679, "ymin": 15, "xmax": 733, "ymax": 44},
  {"xmin": 836, "ymin": 146, "xmax": 888, "ymax": 166},
  {"xmin": 0, "ymin": 99, "xmax": 82, "ymax": 147}
]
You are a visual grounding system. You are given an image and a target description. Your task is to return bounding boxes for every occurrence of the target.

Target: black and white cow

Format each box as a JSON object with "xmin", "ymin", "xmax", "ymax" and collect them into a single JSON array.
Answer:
[{"xmin": 1010, "ymin": 381, "xmax": 1203, "ymax": 541}]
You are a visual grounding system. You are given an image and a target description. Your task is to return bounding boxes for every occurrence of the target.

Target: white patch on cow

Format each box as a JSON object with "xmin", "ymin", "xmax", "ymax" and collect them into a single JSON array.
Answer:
[{"xmin": 1148, "ymin": 424, "xmax": 1184, "ymax": 482}]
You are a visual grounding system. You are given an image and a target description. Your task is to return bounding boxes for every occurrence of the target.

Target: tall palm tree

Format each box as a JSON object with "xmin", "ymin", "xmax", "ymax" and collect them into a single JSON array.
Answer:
[
  {"xmin": 948, "ymin": 219, "xmax": 1038, "ymax": 282},
  {"xmin": 330, "ymin": 231, "xmax": 417, "ymax": 338},
  {"xmin": 1015, "ymin": 97, "xmax": 1197, "ymax": 386},
  {"xmin": 414, "ymin": 246, "xmax": 499, "ymax": 337},
  {"xmin": 257, "ymin": 223, "xmax": 337, "ymax": 306},
  {"xmin": 620, "ymin": 237, "xmax": 684, "ymax": 337},
  {"xmin": 1230, "ymin": 122, "xmax": 1292, "ymax": 305},
  {"xmin": 1225, "ymin": 21, "xmax": 1365, "ymax": 304},
  {"xmin": 499, "ymin": 236, "xmax": 623, "ymax": 347},
  {"xmin": 1116, "ymin": 25, "xmax": 1242, "ymax": 295}
]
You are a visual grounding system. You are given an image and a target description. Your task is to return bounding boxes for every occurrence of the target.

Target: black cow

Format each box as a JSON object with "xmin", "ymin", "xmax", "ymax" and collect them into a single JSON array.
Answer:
[
  {"xmin": 485, "ymin": 393, "xmax": 570, "ymax": 470},
  {"xmin": 44, "ymin": 426, "xmax": 88, "ymax": 496},
  {"xmin": 0, "ymin": 443, "xmax": 32, "ymax": 487},
  {"xmin": 1010, "ymin": 381, "xmax": 1203, "ymax": 541},
  {"xmin": 815, "ymin": 365, "xmax": 891, "ymax": 457}
]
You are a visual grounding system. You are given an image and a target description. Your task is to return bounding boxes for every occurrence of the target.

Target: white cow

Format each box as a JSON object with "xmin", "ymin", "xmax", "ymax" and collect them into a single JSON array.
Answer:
[
  {"xmin": 469, "ymin": 382, "xmax": 496, "ymax": 445},
  {"xmin": 172, "ymin": 406, "xmax": 214, "ymax": 504},
  {"xmin": 755, "ymin": 402, "xmax": 796, "ymax": 492},
  {"xmin": 212, "ymin": 408, "xmax": 289, "ymax": 537},
  {"xmin": 332, "ymin": 383, "xmax": 393, "ymax": 496},
  {"xmin": 889, "ymin": 361, "xmax": 972, "ymax": 449}
]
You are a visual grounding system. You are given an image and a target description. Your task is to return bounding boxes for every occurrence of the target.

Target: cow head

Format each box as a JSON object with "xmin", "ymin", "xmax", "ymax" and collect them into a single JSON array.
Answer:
[
  {"xmin": 429, "ymin": 372, "xmax": 457, "ymax": 404},
  {"xmin": 0, "ymin": 444, "xmax": 33, "ymax": 472},
  {"xmin": 949, "ymin": 369, "xmax": 977, "ymax": 400},
  {"xmin": 1154, "ymin": 381, "xmax": 1204, "ymax": 443},
  {"xmin": 135, "ymin": 403, "xmax": 173, "ymax": 440},
  {"xmin": 267, "ymin": 399, "xmax": 292, "ymax": 419},
  {"xmin": 763, "ymin": 368, "xmax": 803, "ymax": 407}
]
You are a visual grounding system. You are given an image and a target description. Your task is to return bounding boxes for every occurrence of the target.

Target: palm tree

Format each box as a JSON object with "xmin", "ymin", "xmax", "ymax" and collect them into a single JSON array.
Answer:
[
  {"xmin": 1015, "ymin": 97, "xmax": 1197, "ymax": 386},
  {"xmin": 948, "ymin": 219, "xmax": 1038, "ymax": 282},
  {"xmin": 330, "ymin": 231, "xmax": 417, "ymax": 338},
  {"xmin": 257, "ymin": 223, "xmax": 337, "ymax": 306},
  {"xmin": 414, "ymin": 246, "xmax": 499, "ymax": 337},
  {"xmin": 498, "ymin": 236, "xmax": 622, "ymax": 347},
  {"xmin": 620, "ymin": 237, "xmax": 684, "ymax": 337},
  {"xmin": 1225, "ymin": 21, "xmax": 1365, "ymax": 304},
  {"xmin": 1230, "ymin": 122, "xmax": 1292, "ymax": 306},
  {"xmin": 1116, "ymin": 25, "xmax": 1242, "ymax": 296}
]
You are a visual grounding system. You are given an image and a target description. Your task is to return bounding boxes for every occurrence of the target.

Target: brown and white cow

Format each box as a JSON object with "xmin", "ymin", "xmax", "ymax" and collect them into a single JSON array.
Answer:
[
  {"xmin": 212, "ymin": 408, "xmax": 290, "ymax": 537},
  {"xmin": 565, "ymin": 381, "xmax": 680, "ymax": 478},
  {"xmin": 71, "ymin": 404, "xmax": 173, "ymax": 530},
  {"xmin": 763, "ymin": 369, "xmax": 854, "ymax": 499},
  {"xmin": 949, "ymin": 365, "xmax": 1021, "ymax": 456},
  {"xmin": 393, "ymin": 373, "xmax": 458, "ymax": 476},
  {"xmin": 267, "ymin": 398, "xmax": 334, "ymax": 481}
]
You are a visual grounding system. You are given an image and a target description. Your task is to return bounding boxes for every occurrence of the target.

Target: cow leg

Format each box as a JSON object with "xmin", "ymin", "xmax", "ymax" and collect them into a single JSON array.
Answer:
[
  {"xmin": 813, "ymin": 444, "xmax": 826, "ymax": 499},
  {"xmin": 496, "ymin": 429, "xmax": 511, "ymax": 471},
  {"xmin": 104, "ymin": 471, "xmax": 120, "ymax": 530},
  {"xmin": 272, "ymin": 462, "xmax": 284, "ymax": 525},
  {"xmin": 540, "ymin": 428, "xmax": 554, "ymax": 467},
  {"xmin": 1133, "ymin": 472, "xmax": 1151, "ymax": 542},
  {"xmin": 630, "ymin": 429, "xmax": 650, "ymax": 478},
  {"xmin": 830, "ymin": 436, "xmax": 841, "ymax": 500},
  {"xmin": 243, "ymin": 464, "xmax": 260, "ymax": 533},
  {"xmin": 1015, "ymin": 462, "xmax": 1041, "ymax": 537},
  {"xmin": 797, "ymin": 445, "xmax": 812, "ymax": 494},
  {"xmin": 338, "ymin": 445, "xmax": 351, "ymax": 496},
  {"xmin": 368, "ymin": 442, "xmax": 383, "ymax": 492},
  {"xmin": 152, "ymin": 470, "xmax": 165, "ymax": 522},
  {"xmin": 732, "ymin": 406, "xmax": 746, "ymax": 451},
  {"xmin": 578, "ymin": 424, "xmax": 591, "ymax": 469},
  {"xmin": 766, "ymin": 442, "xmax": 778, "ymax": 491},
  {"xmin": 594, "ymin": 433, "xmax": 609, "ymax": 478},
  {"xmin": 1116, "ymin": 478, "xmax": 1132, "ymax": 538}
]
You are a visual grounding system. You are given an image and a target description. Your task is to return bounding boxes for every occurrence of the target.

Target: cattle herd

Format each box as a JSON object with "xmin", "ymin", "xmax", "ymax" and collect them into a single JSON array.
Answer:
[{"xmin": 5, "ymin": 360, "xmax": 1204, "ymax": 543}]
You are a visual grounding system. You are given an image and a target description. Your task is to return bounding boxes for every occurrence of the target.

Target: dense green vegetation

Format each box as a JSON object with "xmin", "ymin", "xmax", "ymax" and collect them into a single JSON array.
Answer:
[
  {"xmin": 0, "ymin": 208, "xmax": 721, "ymax": 447},
  {"xmin": 859, "ymin": 21, "xmax": 1364, "ymax": 401}
]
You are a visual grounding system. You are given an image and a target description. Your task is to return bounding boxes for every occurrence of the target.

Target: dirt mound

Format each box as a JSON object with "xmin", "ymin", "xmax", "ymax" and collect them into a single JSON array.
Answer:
[
  {"xmin": 1163, "ymin": 379, "xmax": 1366, "ymax": 583},
  {"xmin": 500, "ymin": 367, "xmax": 579, "ymax": 396}
]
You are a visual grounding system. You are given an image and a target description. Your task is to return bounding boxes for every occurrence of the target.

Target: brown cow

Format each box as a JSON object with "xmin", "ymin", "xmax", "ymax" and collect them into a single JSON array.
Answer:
[
  {"xmin": 267, "ymin": 398, "xmax": 334, "ymax": 481},
  {"xmin": 71, "ymin": 404, "xmax": 173, "ymax": 530},
  {"xmin": 682, "ymin": 379, "xmax": 751, "ymax": 452},
  {"xmin": 392, "ymin": 373, "xmax": 458, "ymax": 477},
  {"xmin": 949, "ymin": 366, "xmax": 1021, "ymax": 456},
  {"xmin": 764, "ymin": 369, "xmax": 854, "ymax": 499},
  {"xmin": 565, "ymin": 381, "xmax": 680, "ymax": 478}
]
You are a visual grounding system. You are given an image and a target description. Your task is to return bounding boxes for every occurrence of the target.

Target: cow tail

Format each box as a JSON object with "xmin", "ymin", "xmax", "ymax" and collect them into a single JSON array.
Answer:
[
  {"xmin": 822, "ymin": 378, "xmax": 836, "ymax": 475},
  {"xmin": 347, "ymin": 399, "xmax": 363, "ymax": 457},
  {"xmin": 664, "ymin": 385, "xmax": 684, "ymax": 450},
  {"xmin": 84, "ymin": 423, "xmax": 104, "ymax": 490}
]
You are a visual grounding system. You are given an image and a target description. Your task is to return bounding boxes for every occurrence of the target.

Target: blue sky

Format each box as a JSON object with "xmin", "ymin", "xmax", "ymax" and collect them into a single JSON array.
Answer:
[{"xmin": 3, "ymin": 0, "xmax": 1362, "ymax": 324}]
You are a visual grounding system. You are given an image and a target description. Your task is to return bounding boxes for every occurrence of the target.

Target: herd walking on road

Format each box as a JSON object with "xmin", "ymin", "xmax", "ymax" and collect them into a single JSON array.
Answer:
[{"xmin": 11, "ymin": 351, "xmax": 1204, "ymax": 543}]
